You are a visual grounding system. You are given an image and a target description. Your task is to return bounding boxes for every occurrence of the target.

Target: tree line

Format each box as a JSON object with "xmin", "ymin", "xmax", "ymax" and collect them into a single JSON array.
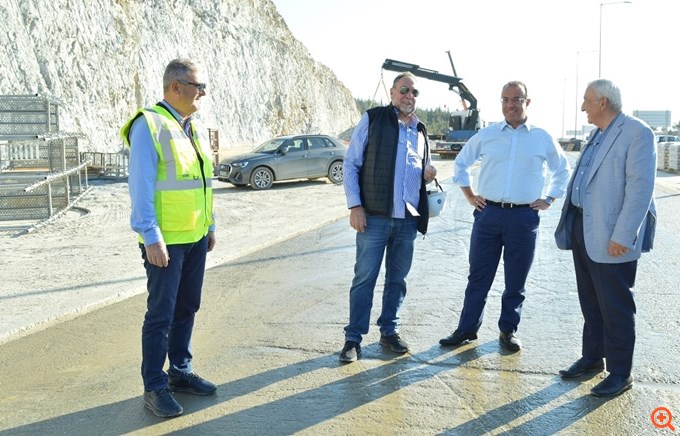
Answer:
[
  {"xmin": 355, "ymin": 98, "xmax": 680, "ymax": 137},
  {"xmin": 355, "ymin": 98, "xmax": 451, "ymax": 137}
]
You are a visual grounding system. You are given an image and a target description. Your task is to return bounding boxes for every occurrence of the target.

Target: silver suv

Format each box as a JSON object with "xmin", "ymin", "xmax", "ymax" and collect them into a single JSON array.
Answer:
[
  {"xmin": 217, "ymin": 134, "xmax": 347, "ymax": 190},
  {"xmin": 656, "ymin": 135, "xmax": 680, "ymax": 143}
]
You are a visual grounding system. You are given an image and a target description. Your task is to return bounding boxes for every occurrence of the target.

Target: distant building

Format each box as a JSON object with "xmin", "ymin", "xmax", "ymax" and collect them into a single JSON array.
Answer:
[
  {"xmin": 566, "ymin": 125, "xmax": 596, "ymax": 139},
  {"xmin": 633, "ymin": 110, "xmax": 671, "ymax": 129}
]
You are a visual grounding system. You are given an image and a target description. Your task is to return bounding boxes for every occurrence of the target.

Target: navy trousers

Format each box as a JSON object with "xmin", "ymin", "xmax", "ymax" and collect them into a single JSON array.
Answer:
[
  {"xmin": 140, "ymin": 235, "xmax": 208, "ymax": 391},
  {"xmin": 457, "ymin": 205, "xmax": 539, "ymax": 334},
  {"xmin": 572, "ymin": 212, "xmax": 637, "ymax": 376}
]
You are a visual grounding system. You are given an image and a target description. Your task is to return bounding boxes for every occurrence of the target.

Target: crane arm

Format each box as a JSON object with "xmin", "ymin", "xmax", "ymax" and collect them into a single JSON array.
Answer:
[
  {"xmin": 382, "ymin": 58, "xmax": 479, "ymax": 131},
  {"xmin": 381, "ymin": 58, "xmax": 477, "ymax": 110}
]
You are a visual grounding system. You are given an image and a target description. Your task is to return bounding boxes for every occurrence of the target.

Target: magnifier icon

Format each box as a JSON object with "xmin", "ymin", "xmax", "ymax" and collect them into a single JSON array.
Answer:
[{"xmin": 651, "ymin": 407, "xmax": 675, "ymax": 431}]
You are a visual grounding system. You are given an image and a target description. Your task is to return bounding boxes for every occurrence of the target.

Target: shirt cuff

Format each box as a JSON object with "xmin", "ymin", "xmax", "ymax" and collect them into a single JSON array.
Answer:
[
  {"xmin": 346, "ymin": 194, "xmax": 362, "ymax": 209},
  {"xmin": 141, "ymin": 227, "xmax": 163, "ymax": 246}
]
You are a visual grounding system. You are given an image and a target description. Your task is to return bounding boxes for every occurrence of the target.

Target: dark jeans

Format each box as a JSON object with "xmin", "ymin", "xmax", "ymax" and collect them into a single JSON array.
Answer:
[
  {"xmin": 140, "ymin": 235, "xmax": 208, "ymax": 391},
  {"xmin": 457, "ymin": 205, "xmax": 539, "ymax": 334},
  {"xmin": 572, "ymin": 212, "xmax": 637, "ymax": 376},
  {"xmin": 344, "ymin": 215, "xmax": 418, "ymax": 343}
]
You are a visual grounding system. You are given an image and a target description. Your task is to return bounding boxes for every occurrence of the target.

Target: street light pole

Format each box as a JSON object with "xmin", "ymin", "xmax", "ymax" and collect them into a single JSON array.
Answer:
[
  {"xmin": 599, "ymin": 1, "xmax": 632, "ymax": 77},
  {"xmin": 575, "ymin": 52, "xmax": 580, "ymax": 137},
  {"xmin": 575, "ymin": 50, "xmax": 597, "ymax": 138}
]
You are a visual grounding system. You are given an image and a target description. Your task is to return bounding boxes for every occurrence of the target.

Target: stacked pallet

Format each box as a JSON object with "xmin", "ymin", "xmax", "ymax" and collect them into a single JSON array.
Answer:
[
  {"xmin": 657, "ymin": 142, "xmax": 680, "ymax": 172},
  {"xmin": 0, "ymin": 95, "xmax": 89, "ymax": 222}
]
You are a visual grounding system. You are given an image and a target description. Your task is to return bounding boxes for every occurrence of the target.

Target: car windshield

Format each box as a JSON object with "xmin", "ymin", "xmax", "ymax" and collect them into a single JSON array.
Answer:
[{"xmin": 253, "ymin": 138, "xmax": 287, "ymax": 154}]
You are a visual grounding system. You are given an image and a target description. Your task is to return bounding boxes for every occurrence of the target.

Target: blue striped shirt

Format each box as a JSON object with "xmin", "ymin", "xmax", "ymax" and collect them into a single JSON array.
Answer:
[
  {"xmin": 343, "ymin": 109, "xmax": 428, "ymax": 218},
  {"xmin": 570, "ymin": 113, "xmax": 620, "ymax": 208}
]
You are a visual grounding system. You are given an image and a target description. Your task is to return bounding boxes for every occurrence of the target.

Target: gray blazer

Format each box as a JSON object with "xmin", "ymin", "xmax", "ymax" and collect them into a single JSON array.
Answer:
[{"xmin": 554, "ymin": 113, "xmax": 657, "ymax": 264}]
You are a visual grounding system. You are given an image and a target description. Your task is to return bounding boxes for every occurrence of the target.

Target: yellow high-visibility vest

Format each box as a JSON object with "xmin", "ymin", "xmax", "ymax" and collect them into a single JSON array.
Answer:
[{"xmin": 121, "ymin": 104, "xmax": 214, "ymax": 245}]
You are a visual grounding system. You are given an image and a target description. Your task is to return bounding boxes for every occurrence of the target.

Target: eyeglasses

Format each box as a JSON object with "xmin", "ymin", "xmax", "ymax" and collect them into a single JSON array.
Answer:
[
  {"xmin": 179, "ymin": 80, "xmax": 207, "ymax": 92},
  {"xmin": 399, "ymin": 86, "xmax": 420, "ymax": 97},
  {"xmin": 500, "ymin": 97, "xmax": 526, "ymax": 105}
]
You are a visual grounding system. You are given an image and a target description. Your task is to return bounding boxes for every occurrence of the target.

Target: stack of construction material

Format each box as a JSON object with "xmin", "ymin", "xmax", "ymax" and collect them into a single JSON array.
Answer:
[
  {"xmin": 0, "ymin": 95, "xmax": 88, "ymax": 222},
  {"xmin": 657, "ymin": 142, "xmax": 680, "ymax": 173}
]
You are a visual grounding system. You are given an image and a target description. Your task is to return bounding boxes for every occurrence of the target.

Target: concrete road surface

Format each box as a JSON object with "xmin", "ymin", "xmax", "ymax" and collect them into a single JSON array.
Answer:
[{"xmin": 1, "ymin": 172, "xmax": 679, "ymax": 435}]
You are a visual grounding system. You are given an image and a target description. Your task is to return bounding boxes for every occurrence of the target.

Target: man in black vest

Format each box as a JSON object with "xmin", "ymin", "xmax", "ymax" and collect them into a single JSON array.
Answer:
[{"xmin": 340, "ymin": 72, "xmax": 437, "ymax": 363}]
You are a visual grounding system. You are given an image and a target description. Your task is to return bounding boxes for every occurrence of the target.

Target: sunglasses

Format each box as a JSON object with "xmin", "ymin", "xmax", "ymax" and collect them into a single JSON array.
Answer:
[
  {"xmin": 399, "ymin": 86, "xmax": 419, "ymax": 97},
  {"xmin": 179, "ymin": 80, "xmax": 207, "ymax": 92}
]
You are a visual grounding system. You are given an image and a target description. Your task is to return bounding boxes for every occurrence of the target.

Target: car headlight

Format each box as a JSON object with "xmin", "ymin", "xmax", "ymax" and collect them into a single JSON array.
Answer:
[{"xmin": 232, "ymin": 162, "xmax": 249, "ymax": 168}]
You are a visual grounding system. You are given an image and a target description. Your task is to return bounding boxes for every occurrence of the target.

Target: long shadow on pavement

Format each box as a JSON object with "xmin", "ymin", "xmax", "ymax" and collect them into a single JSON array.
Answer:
[{"xmin": 3, "ymin": 343, "xmax": 488, "ymax": 434}]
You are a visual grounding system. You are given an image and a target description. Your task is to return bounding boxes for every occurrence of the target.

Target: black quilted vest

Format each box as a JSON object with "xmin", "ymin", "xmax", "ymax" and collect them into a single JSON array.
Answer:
[{"xmin": 359, "ymin": 105, "xmax": 430, "ymax": 234}]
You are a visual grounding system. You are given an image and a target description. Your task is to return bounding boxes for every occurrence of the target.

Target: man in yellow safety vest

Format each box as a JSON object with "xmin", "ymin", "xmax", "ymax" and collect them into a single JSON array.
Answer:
[{"xmin": 121, "ymin": 58, "xmax": 216, "ymax": 418}]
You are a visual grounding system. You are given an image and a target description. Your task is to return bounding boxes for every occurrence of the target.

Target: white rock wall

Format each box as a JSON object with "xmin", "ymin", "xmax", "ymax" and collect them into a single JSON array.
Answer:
[{"xmin": 0, "ymin": 0, "xmax": 360, "ymax": 151}]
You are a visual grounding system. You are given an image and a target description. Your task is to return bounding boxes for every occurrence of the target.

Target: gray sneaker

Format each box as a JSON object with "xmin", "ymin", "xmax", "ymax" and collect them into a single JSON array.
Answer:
[
  {"xmin": 144, "ymin": 387, "xmax": 183, "ymax": 418},
  {"xmin": 339, "ymin": 341, "xmax": 361, "ymax": 362}
]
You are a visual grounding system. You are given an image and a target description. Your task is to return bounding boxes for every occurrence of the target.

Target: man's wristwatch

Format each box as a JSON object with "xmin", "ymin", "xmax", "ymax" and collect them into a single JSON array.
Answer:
[{"xmin": 544, "ymin": 197, "xmax": 554, "ymax": 206}]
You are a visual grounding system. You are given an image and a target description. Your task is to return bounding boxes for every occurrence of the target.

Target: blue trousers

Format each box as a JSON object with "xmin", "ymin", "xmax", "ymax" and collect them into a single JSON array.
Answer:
[
  {"xmin": 457, "ymin": 205, "xmax": 539, "ymax": 334},
  {"xmin": 572, "ymin": 212, "xmax": 637, "ymax": 376},
  {"xmin": 140, "ymin": 236, "xmax": 208, "ymax": 391},
  {"xmin": 344, "ymin": 215, "xmax": 417, "ymax": 343}
]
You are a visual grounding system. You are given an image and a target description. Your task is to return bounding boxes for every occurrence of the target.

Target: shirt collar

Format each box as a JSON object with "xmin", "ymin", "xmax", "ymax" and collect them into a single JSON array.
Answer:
[
  {"xmin": 391, "ymin": 106, "xmax": 420, "ymax": 127},
  {"xmin": 501, "ymin": 118, "xmax": 531, "ymax": 131},
  {"xmin": 161, "ymin": 99, "xmax": 193, "ymax": 125}
]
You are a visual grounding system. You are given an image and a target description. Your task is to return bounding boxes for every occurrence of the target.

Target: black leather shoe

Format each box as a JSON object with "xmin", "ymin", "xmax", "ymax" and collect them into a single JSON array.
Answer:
[
  {"xmin": 559, "ymin": 357, "xmax": 605, "ymax": 379},
  {"xmin": 168, "ymin": 369, "xmax": 217, "ymax": 396},
  {"xmin": 499, "ymin": 331, "xmax": 521, "ymax": 352},
  {"xmin": 339, "ymin": 340, "xmax": 361, "ymax": 363},
  {"xmin": 591, "ymin": 374, "xmax": 633, "ymax": 397},
  {"xmin": 144, "ymin": 387, "xmax": 183, "ymax": 418},
  {"xmin": 439, "ymin": 330, "xmax": 478, "ymax": 347},
  {"xmin": 380, "ymin": 333, "xmax": 410, "ymax": 353}
]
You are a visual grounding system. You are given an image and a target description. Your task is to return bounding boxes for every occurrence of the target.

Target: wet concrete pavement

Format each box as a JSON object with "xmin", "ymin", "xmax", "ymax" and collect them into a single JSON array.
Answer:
[{"xmin": 1, "ymin": 170, "xmax": 679, "ymax": 435}]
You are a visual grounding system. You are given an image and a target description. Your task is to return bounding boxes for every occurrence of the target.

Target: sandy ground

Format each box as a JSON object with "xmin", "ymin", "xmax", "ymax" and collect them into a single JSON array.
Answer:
[
  {"xmin": 1, "ymin": 155, "xmax": 679, "ymax": 434},
  {"xmin": 1, "ymin": 155, "xmax": 677, "ymax": 346},
  {"xmin": 2, "ymin": 152, "xmax": 680, "ymax": 434},
  {"xmin": 0, "ymin": 159, "xmax": 455, "ymax": 345}
]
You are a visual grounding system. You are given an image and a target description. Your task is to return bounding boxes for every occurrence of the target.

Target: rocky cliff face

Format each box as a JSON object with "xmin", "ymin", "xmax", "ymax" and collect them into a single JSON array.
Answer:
[{"xmin": 0, "ymin": 0, "xmax": 360, "ymax": 152}]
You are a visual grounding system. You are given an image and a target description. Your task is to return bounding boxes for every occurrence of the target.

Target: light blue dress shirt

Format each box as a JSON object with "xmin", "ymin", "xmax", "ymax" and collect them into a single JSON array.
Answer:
[
  {"xmin": 570, "ymin": 113, "xmax": 620, "ymax": 208},
  {"xmin": 453, "ymin": 120, "xmax": 570, "ymax": 204},
  {"xmin": 128, "ymin": 100, "xmax": 215, "ymax": 246},
  {"xmin": 343, "ymin": 109, "xmax": 429, "ymax": 218}
]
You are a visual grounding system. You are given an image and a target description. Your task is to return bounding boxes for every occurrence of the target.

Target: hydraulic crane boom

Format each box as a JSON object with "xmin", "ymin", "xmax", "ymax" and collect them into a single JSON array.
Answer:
[{"xmin": 381, "ymin": 58, "xmax": 479, "ymax": 131}]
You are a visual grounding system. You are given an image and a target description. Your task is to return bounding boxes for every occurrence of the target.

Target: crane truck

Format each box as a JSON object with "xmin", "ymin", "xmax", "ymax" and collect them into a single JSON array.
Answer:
[{"xmin": 381, "ymin": 57, "xmax": 482, "ymax": 159}]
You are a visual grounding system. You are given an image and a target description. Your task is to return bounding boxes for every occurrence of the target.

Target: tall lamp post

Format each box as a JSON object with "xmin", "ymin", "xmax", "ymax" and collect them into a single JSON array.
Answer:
[
  {"xmin": 599, "ymin": 1, "xmax": 632, "ymax": 77},
  {"xmin": 575, "ymin": 50, "xmax": 596, "ymax": 138}
]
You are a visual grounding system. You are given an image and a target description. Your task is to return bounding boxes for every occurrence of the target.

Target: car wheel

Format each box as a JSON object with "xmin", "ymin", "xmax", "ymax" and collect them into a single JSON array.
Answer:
[
  {"xmin": 250, "ymin": 167, "xmax": 274, "ymax": 190},
  {"xmin": 328, "ymin": 161, "xmax": 343, "ymax": 184}
]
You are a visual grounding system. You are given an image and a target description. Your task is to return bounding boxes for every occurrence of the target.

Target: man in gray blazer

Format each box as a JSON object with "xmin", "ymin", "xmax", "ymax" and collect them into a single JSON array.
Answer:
[{"xmin": 554, "ymin": 79, "xmax": 656, "ymax": 397}]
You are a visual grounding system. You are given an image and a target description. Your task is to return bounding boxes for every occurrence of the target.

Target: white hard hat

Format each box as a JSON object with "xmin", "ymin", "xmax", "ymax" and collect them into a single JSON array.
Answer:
[{"xmin": 428, "ymin": 183, "xmax": 447, "ymax": 217}]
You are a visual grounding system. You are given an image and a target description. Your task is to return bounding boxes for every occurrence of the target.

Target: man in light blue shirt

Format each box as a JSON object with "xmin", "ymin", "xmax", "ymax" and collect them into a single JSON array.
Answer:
[{"xmin": 440, "ymin": 80, "xmax": 570, "ymax": 352}]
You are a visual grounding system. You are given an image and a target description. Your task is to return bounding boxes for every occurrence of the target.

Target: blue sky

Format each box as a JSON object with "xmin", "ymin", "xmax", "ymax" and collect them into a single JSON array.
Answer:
[{"xmin": 271, "ymin": 0, "xmax": 679, "ymax": 138}]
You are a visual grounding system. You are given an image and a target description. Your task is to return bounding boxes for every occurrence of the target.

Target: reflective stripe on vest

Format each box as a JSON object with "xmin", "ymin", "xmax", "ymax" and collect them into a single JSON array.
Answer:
[
  {"xmin": 121, "ymin": 105, "xmax": 214, "ymax": 245},
  {"xmin": 145, "ymin": 114, "xmax": 214, "ymax": 191}
]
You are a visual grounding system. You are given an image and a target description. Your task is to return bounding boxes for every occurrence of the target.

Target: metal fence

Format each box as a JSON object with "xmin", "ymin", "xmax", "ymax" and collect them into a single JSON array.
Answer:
[
  {"xmin": 80, "ymin": 151, "xmax": 128, "ymax": 177},
  {"xmin": 0, "ymin": 134, "xmax": 89, "ymax": 221},
  {"xmin": 0, "ymin": 94, "xmax": 59, "ymax": 137},
  {"xmin": 0, "ymin": 95, "xmax": 91, "ymax": 227}
]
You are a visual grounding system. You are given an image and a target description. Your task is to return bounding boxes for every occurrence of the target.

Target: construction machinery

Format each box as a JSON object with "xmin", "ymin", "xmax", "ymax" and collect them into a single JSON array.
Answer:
[{"xmin": 382, "ymin": 54, "xmax": 481, "ymax": 159}]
